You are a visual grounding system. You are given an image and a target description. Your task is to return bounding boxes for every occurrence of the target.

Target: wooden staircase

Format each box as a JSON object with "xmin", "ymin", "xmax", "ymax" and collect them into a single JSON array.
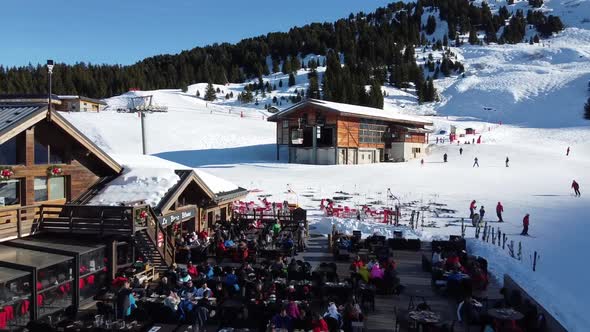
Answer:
[{"xmin": 133, "ymin": 229, "xmax": 171, "ymax": 273}]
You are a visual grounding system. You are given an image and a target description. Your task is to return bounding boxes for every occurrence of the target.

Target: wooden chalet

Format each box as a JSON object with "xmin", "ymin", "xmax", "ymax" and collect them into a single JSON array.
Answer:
[
  {"xmin": 0, "ymin": 103, "xmax": 246, "ymax": 327},
  {"xmin": 55, "ymin": 95, "xmax": 107, "ymax": 112},
  {"xmin": 267, "ymin": 99, "xmax": 433, "ymax": 164}
]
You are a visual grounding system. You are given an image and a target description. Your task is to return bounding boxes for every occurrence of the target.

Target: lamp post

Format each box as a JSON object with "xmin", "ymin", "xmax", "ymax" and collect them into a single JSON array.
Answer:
[{"xmin": 47, "ymin": 60, "xmax": 54, "ymax": 113}]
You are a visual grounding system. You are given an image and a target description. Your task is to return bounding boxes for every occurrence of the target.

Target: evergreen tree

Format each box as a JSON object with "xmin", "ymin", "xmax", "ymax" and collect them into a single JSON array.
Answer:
[
  {"xmin": 240, "ymin": 90, "xmax": 254, "ymax": 103},
  {"xmin": 468, "ymin": 29, "xmax": 479, "ymax": 45},
  {"xmin": 282, "ymin": 57, "xmax": 292, "ymax": 74},
  {"xmin": 272, "ymin": 58, "xmax": 280, "ymax": 73},
  {"xmin": 278, "ymin": 80, "xmax": 283, "ymax": 88},
  {"xmin": 307, "ymin": 74, "xmax": 320, "ymax": 99},
  {"xmin": 204, "ymin": 82, "xmax": 216, "ymax": 101},
  {"xmin": 288, "ymin": 73, "xmax": 296, "ymax": 86},
  {"xmin": 426, "ymin": 78, "xmax": 437, "ymax": 102},
  {"xmin": 426, "ymin": 15, "xmax": 437, "ymax": 35},
  {"xmin": 291, "ymin": 57, "xmax": 301, "ymax": 71},
  {"xmin": 196, "ymin": 90, "xmax": 200, "ymax": 98},
  {"xmin": 368, "ymin": 82, "xmax": 384, "ymax": 109}
]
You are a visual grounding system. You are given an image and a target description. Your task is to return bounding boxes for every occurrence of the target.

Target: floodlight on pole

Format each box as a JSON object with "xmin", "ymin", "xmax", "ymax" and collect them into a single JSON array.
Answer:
[{"xmin": 47, "ymin": 60, "xmax": 54, "ymax": 115}]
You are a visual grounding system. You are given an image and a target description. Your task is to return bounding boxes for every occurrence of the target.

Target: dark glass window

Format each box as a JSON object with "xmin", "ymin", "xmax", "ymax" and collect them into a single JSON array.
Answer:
[
  {"xmin": 0, "ymin": 179, "xmax": 20, "ymax": 206},
  {"xmin": 35, "ymin": 139, "xmax": 64, "ymax": 164},
  {"xmin": 0, "ymin": 137, "xmax": 18, "ymax": 165}
]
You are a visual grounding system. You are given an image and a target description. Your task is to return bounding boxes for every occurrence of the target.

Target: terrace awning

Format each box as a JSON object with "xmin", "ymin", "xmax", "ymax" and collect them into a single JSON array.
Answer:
[{"xmin": 0, "ymin": 244, "xmax": 71, "ymax": 269}]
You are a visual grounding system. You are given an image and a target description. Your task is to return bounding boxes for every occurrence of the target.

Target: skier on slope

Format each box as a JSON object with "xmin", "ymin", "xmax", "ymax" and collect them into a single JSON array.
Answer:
[
  {"xmin": 572, "ymin": 180, "xmax": 581, "ymax": 197},
  {"xmin": 473, "ymin": 157, "xmax": 480, "ymax": 167},
  {"xmin": 479, "ymin": 206, "xmax": 486, "ymax": 222},
  {"xmin": 505, "ymin": 157, "xmax": 509, "ymax": 167},
  {"xmin": 521, "ymin": 214, "xmax": 530, "ymax": 236},
  {"xmin": 469, "ymin": 200, "xmax": 477, "ymax": 219},
  {"xmin": 566, "ymin": 146, "xmax": 570, "ymax": 156},
  {"xmin": 496, "ymin": 202, "xmax": 504, "ymax": 222},
  {"xmin": 459, "ymin": 147, "xmax": 463, "ymax": 155},
  {"xmin": 443, "ymin": 153, "xmax": 448, "ymax": 163}
]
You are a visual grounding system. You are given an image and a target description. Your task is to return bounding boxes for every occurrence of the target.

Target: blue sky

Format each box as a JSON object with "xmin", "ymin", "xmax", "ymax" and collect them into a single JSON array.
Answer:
[{"xmin": 1, "ymin": 0, "xmax": 393, "ymax": 67}]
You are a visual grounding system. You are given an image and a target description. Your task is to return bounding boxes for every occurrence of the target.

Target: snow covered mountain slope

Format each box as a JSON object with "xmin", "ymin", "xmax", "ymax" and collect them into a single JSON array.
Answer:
[{"xmin": 59, "ymin": 4, "xmax": 590, "ymax": 329}]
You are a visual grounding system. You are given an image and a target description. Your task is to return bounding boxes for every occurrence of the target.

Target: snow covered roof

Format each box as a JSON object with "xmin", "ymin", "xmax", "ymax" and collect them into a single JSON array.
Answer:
[
  {"xmin": 89, "ymin": 154, "xmax": 247, "ymax": 210},
  {"xmin": 268, "ymin": 99, "xmax": 433, "ymax": 126}
]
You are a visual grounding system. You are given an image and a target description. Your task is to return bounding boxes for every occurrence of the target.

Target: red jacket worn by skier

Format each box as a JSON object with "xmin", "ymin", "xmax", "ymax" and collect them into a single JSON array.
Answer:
[
  {"xmin": 496, "ymin": 202, "xmax": 503, "ymax": 214},
  {"xmin": 470, "ymin": 201, "xmax": 477, "ymax": 210},
  {"xmin": 523, "ymin": 215, "xmax": 529, "ymax": 227},
  {"xmin": 572, "ymin": 181, "xmax": 579, "ymax": 190}
]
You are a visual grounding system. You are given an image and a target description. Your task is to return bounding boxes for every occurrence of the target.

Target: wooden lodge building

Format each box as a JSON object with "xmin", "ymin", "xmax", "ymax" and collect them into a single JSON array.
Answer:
[
  {"xmin": 0, "ymin": 94, "xmax": 107, "ymax": 112},
  {"xmin": 0, "ymin": 103, "xmax": 246, "ymax": 328},
  {"xmin": 268, "ymin": 99, "xmax": 433, "ymax": 165}
]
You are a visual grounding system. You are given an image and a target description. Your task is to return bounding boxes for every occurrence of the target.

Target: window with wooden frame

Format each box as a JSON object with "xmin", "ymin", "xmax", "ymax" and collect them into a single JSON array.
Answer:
[
  {"xmin": 0, "ymin": 179, "xmax": 21, "ymax": 206},
  {"xmin": 34, "ymin": 176, "xmax": 66, "ymax": 202},
  {"xmin": 34, "ymin": 138, "xmax": 65, "ymax": 165}
]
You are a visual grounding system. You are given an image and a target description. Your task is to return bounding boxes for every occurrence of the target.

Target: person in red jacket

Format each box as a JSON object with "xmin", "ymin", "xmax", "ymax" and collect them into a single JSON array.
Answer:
[
  {"xmin": 521, "ymin": 214, "xmax": 530, "ymax": 235},
  {"xmin": 186, "ymin": 262, "xmax": 198, "ymax": 278},
  {"xmin": 496, "ymin": 202, "xmax": 504, "ymax": 222},
  {"xmin": 469, "ymin": 200, "xmax": 477, "ymax": 219},
  {"xmin": 572, "ymin": 180, "xmax": 581, "ymax": 197},
  {"xmin": 312, "ymin": 312, "xmax": 329, "ymax": 332}
]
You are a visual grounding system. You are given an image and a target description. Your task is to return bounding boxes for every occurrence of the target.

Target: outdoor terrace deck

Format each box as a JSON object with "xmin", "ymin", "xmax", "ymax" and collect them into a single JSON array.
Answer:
[{"xmin": 298, "ymin": 236, "xmax": 502, "ymax": 332}]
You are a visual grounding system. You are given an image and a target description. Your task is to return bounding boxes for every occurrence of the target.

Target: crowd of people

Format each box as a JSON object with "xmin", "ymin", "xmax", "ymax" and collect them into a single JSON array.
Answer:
[{"xmin": 107, "ymin": 253, "xmax": 373, "ymax": 332}]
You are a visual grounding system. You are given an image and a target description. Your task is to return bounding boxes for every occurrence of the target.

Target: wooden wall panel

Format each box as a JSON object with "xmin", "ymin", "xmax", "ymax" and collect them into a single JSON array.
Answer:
[{"xmin": 337, "ymin": 117, "xmax": 360, "ymax": 148}]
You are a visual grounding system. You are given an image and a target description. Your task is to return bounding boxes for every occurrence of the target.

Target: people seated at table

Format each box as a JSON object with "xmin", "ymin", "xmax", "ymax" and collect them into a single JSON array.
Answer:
[
  {"xmin": 163, "ymin": 290, "xmax": 181, "ymax": 311},
  {"xmin": 178, "ymin": 270, "xmax": 192, "ymax": 285},
  {"xmin": 272, "ymin": 220, "xmax": 282, "ymax": 238},
  {"xmin": 195, "ymin": 282, "xmax": 212, "ymax": 298},
  {"xmin": 469, "ymin": 262, "xmax": 489, "ymax": 291},
  {"xmin": 365, "ymin": 258, "xmax": 377, "ymax": 272},
  {"xmin": 116, "ymin": 280, "xmax": 136, "ymax": 319},
  {"xmin": 445, "ymin": 252, "xmax": 461, "ymax": 270},
  {"xmin": 224, "ymin": 269, "xmax": 240, "ymax": 293},
  {"xmin": 369, "ymin": 263, "xmax": 384, "ymax": 280},
  {"xmin": 312, "ymin": 312, "xmax": 329, "ymax": 332},
  {"xmin": 186, "ymin": 262, "xmax": 198, "ymax": 278},
  {"xmin": 342, "ymin": 301, "xmax": 364, "ymax": 332},
  {"xmin": 350, "ymin": 255, "xmax": 364, "ymax": 271},
  {"xmin": 155, "ymin": 276, "xmax": 171, "ymax": 296},
  {"xmin": 164, "ymin": 264, "xmax": 179, "ymax": 286},
  {"xmin": 286, "ymin": 299, "xmax": 301, "ymax": 319},
  {"xmin": 457, "ymin": 294, "xmax": 483, "ymax": 325},
  {"xmin": 180, "ymin": 280, "xmax": 197, "ymax": 298},
  {"xmin": 271, "ymin": 307, "xmax": 294, "ymax": 332},
  {"xmin": 432, "ymin": 246, "xmax": 445, "ymax": 267},
  {"xmin": 214, "ymin": 240, "xmax": 226, "ymax": 261},
  {"xmin": 324, "ymin": 302, "xmax": 343, "ymax": 330},
  {"xmin": 357, "ymin": 266, "xmax": 370, "ymax": 283}
]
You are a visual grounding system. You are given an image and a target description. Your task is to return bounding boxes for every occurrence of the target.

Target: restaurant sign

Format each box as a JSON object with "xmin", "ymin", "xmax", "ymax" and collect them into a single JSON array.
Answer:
[{"xmin": 158, "ymin": 208, "xmax": 197, "ymax": 227}]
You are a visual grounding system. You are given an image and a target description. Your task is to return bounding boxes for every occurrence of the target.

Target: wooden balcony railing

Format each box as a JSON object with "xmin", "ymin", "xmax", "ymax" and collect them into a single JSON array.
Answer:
[
  {"xmin": 0, "ymin": 205, "xmax": 42, "ymax": 240},
  {"xmin": 0, "ymin": 203, "xmax": 153, "ymax": 242}
]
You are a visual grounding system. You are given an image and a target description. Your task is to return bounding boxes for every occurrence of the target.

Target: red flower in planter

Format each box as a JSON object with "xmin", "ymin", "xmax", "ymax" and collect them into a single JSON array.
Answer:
[
  {"xmin": 139, "ymin": 210, "xmax": 148, "ymax": 219},
  {"xmin": 0, "ymin": 168, "xmax": 14, "ymax": 179}
]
